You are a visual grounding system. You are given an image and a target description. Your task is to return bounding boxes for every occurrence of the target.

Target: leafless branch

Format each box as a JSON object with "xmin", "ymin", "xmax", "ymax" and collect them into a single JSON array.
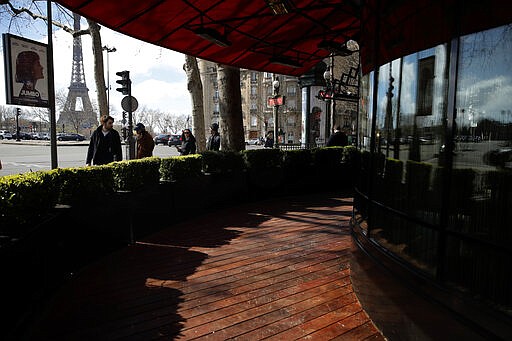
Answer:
[{"xmin": 5, "ymin": 1, "xmax": 90, "ymax": 37}]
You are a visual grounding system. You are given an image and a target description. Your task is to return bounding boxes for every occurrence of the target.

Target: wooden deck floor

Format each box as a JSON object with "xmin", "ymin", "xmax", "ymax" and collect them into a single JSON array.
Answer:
[{"xmin": 27, "ymin": 192, "xmax": 385, "ymax": 340}]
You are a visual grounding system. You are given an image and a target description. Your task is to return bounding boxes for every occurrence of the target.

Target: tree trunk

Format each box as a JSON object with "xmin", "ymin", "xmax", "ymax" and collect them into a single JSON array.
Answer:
[
  {"xmin": 217, "ymin": 64, "xmax": 245, "ymax": 151},
  {"xmin": 184, "ymin": 55, "xmax": 205, "ymax": 152},
  {"xmin": 87, "ymin": 19, "xmax": 108, "ymax": 119}
]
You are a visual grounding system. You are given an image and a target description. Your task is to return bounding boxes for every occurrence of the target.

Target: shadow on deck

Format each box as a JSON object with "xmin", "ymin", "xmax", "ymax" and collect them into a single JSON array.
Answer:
[{"xmin": 24, "ymin": 192, "xmax": 385, "ymax": 340}]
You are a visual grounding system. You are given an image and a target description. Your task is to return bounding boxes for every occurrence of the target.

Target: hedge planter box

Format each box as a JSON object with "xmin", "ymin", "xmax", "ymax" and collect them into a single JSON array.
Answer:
[
  {"xmin": 202, "ymin": 170, "xmax": 248, "ymax": 206},
  {"xmin": 246, "ymin": 166, "xmax": 285, "ymax": 200}
]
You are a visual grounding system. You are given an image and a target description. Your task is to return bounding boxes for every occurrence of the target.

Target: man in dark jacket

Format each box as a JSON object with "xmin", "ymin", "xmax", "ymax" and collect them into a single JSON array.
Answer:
[
  {"xmin": 264, "ymin": 131, "xmax": 274, "ymax": 148},
  {"xmin": 326, "ymin": 126, "xmax": 348, "ymax": 147},
  {"xmin": 134, "ymin": 122, "xmax": 155, "ymax": 159},
  {"xmin": 206, "ymin": 122, "xmax": 221, "ymax": 151},
  {"xmin": 86, "ymin": 115, "xmax": 123, "ymax": 165}
]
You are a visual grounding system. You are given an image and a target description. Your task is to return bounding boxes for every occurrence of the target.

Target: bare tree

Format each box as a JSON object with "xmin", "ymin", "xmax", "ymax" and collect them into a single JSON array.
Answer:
[
  {"xmin": 162, "ymin": 114, "xmax": 188, "ymax": 134},
  {"xmin": 0, "ymin": 106, "xmax": 15, "ymax": 130},
  {"xmin": 132, "ymin": 106, "xmax": 162, "ymax": 134},
  {"xmin": 217, "ymin": 64, "xmax": 245, "ymax": 151},
  {"xmin": 184, "ymin": 55, "xmax": 206, "ymax": 151},
  {"xmin": 54, "ymin": 88, "xmax": 68, "ymax": 111},
  {"xmin": 86, "ymin": 18, "xmax": 108, "ymax": 115},
  {"xmin": 28, "ymin": 107, "xmax": 50, "ymax": 125}
]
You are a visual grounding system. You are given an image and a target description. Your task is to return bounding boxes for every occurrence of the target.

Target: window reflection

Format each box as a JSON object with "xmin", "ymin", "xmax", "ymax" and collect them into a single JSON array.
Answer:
[
  {"xmin": 456, "ymin": 24, "xmax": 512, "ymax": 171},
  {"xmin": 354, "ymin": 23, "xmax": 512, "ymax": 313}
]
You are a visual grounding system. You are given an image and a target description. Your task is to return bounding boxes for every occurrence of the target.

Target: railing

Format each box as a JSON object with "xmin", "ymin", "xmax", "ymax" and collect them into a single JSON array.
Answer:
[{"xmin": 278, "ymin": 143, "xmax": 325, "ymax": 150}]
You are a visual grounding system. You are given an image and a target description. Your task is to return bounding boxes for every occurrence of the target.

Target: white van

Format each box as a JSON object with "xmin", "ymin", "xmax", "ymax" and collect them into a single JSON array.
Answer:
[{"xmin": 0, "ymin": 130, "xmax": 13, "ymax": 140}]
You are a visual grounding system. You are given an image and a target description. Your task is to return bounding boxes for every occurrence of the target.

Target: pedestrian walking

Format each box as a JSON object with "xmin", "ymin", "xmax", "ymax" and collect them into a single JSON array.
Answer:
[
  {"xmin": 264, "ymin": 131, "xmax": 274, "ymax": 148},
  {"xmin": 86, "ymin": 115, "xmax": 123, "ymax": 165},
  {"xmin": 206, "ymin": 122, "xmax": 221, "ymax": 151},
  {"xmin": 176, "ymin": 128, "xmax": 197, "ymax": 155},
  {"xmin": 134, "ymin": 123, "xmax": 155, "ymax": 159}
]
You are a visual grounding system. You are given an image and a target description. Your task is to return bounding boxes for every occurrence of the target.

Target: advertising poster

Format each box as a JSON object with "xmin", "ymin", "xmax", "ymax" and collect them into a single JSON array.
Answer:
[{"xmin": 3, "ymin": 33, "xmax": 49, "ymax": 108}]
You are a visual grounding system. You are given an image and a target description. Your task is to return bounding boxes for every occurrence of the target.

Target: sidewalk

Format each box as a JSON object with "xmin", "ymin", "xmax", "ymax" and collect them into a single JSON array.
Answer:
[
  {"xmin": 0, "ymin": 139, "xmax": 89, "ymax": 146},
  {"xmin": 25, "ymin": 192, "xmax": 384, "ymax": 340}
]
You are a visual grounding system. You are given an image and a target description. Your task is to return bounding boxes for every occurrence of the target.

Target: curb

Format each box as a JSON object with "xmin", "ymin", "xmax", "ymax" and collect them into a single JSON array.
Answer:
[{"xmin": 0, "ymin": 140, "xmax": 90, "ymax": 147}]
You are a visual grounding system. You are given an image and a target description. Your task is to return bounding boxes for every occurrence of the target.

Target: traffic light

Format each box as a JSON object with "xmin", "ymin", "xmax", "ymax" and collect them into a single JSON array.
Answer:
[
  {"xmin": 116, "ymin": 70, "xmax": 131, "ymax": 95},
  {"xmin": 387, "ymin": 76, "xmax": 395, "ymax": 98}
]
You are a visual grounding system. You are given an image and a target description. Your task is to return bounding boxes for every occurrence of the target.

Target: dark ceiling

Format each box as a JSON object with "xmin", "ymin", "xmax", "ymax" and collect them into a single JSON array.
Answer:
[{"xmin": 53, "ymin": 0, "xmax": 512, "ymax": 76}]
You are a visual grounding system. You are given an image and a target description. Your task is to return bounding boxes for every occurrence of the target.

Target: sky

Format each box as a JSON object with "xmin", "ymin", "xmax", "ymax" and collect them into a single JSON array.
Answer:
[{"xmin": 0, "ymin": 8, "xmax": 191, "ymax": 121}]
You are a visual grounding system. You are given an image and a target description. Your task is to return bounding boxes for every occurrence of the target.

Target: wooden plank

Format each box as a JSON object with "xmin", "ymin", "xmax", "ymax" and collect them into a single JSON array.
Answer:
[{"xmin": 26, "ymin": 193, "xmax": 384, "ymax": 341}]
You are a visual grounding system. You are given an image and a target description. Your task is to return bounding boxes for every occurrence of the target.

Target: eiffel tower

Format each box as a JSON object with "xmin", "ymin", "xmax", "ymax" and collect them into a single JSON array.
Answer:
[{"xmin": 58, "ymin": 13, "xmax": 97, "ymax": 133}]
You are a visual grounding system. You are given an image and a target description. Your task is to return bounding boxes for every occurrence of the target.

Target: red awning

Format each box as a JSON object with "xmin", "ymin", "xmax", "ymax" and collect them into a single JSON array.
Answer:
[{"xmin": 53, "ymin": 0, "xmax": 512, "ymax": 76}]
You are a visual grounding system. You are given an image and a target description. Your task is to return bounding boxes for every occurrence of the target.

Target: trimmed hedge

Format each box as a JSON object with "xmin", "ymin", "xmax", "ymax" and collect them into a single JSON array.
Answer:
[
  {"xmin": 0, "ymin": 171, "xmax": 58, "ymax": 232},
  {"xmin": 55, "ymin": 165, "xmax": 115, "ymax": 205},
  {"xmin": 160, "ymin": 155, "xmax": 203, "ymax": 181},
  {"xmin": 200, "ymin": 150, "xmax": 245, "ymax": 174},
  {"xmin": 1, "ymin": 147, "xmax": 357, "ymax": 232},
  {"xmin": 242, "ymin": 148, "xmax": 283, "ymax": 170},
  {"xmin": 312, "ymin": 146, "xmax": 344, "ymax": 169},
  {"xmin": 384, "ymin": 158, "xmax": 403, "ymax": 184},
  {"xmin": 283, "ymin": 149, "xmax": 312, "ymax": 173},
  {"xmin": 112, "ymin": 157, "xmax": 161, "ymax": 191}
]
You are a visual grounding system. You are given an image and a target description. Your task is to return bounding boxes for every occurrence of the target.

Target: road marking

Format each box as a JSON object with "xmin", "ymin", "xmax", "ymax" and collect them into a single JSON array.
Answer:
[{"xmin": 5, "ymin": 162, "xmax": 46, "ymax": 168}]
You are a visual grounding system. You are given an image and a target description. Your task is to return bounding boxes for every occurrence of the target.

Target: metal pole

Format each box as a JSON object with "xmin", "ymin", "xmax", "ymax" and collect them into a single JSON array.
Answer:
[
  {"xmin": 273, "ymin": 105, "xmax": 278, "ymax": 148},
  {"xmin": 106, "ymin": 51, "xmax": 110, "ymax": 110},
  {"xmin": 15, "ymin": 108, "xmax": 20, "ymax": 141},
  {"xmin": 102, "ymin": 46, "xmax": 116, "ymax": 113},
  {"xmin": 127, "ymin": 89, "xmax": 135, "ymax": 160},
  {"xmin": 47, "ymin": 0, "xmax": 58, "ymax": 168},
  {"xmin": 330, "ymin": 54, "xmax": 336, "ymax": 133},
  {"xmin": 273, "ymin": 74, "xmax": 279, "ymax": 148},
  {"xmin": 304, "ymin": 86, "xmax": 311, "ymax": 147}
]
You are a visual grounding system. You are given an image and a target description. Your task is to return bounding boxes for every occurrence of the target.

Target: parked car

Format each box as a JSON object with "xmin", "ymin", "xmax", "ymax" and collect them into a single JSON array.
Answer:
[
  {"xmin": 42, "ymin": 132, "xmax": 50, "ymax": 140},
  {"xmin": 0, "ymin": 130, "xmax": 12, "ymax": 140},
  {"xmin": 245, "ymin": 138, "xmax": 261, "ymax": 145},
  {"xmin": 13, "ymin": 132, "xmax": 33, "ymax": 140},
  {"xmin": 167, "ymin": 134, "xmax": 181, "ymax": 146},
  {"xmin": 31, "ymin": 132, "xmax": 50, "ymax": 140},
  {"xmin": 154, "ymin": 134, "xmax": 171, "ymax": 145},
  {"xmin": 57, "ymin": 133, "xmax": 86, "ymax": 141}
]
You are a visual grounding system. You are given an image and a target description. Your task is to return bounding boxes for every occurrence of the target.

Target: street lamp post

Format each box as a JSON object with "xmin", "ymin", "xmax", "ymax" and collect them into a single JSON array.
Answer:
[
  {"xmin": 102, "ymin": 46, "xmax": 117, "ymax": 112},
  {"xmin": 15, "ymin": 108, "xmax": 21, "ymax": 141},
  {"xmin": 323, "ymin": 66, "xmax": 332, "ymax": 140},
  {"xmin": 330, "ymin": 54, "xmax": 336, "ymax": 135},
  {"xmin": 272, "ymin": 75, "xmax": 280, "ymax": 148}
]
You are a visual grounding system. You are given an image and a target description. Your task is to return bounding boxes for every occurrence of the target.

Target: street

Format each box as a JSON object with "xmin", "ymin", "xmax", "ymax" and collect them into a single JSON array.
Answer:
[
  {"xmin": 0, "ymin": 141, "xmax": 180, "ymax": 176},
  {"xmin": 0, "ymin": 140, "xmax": 263, "ymax": 177}
]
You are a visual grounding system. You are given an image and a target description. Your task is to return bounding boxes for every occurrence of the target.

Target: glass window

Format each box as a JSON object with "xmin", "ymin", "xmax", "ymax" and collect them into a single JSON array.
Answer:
[
  {"xmin": 357, "ymin": 44, "xmax": 450, "ymax": 277},
  {"xmin": 447, "ymin": 26, "xmax": 512, "ymax": 304},
  {"xmin": 449, "ymin": 24, "xmax": 512, "ymax": 246},
  {"xmin": 396, "ymin": 45, "xmax": 449, "ymax": 165},
  {"xmin": 358, "ymin": 73, "xmax": 373, "ymax": 151},
  {"xmin": 355, "ymin": 23, "xmax": 512, "ymax": 311}
]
